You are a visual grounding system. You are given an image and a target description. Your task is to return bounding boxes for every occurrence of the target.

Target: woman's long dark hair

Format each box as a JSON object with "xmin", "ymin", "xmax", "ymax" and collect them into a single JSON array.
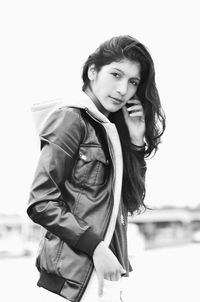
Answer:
[{"xmin": 82, "ymin": 35, "xmax": 166, "ymax": 214}]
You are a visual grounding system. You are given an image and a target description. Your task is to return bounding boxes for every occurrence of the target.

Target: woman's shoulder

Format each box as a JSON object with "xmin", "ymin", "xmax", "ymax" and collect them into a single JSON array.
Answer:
[
  {"xmin": 40, "ymin": 106, "xmax": 86, "ymax": 147},
  {"xmin": 44, "ymin": 106, "xmax": 84, "ymax": 129}
]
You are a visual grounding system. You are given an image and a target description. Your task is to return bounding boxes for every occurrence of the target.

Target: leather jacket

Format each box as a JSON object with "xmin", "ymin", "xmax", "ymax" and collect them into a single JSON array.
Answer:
[{"xmin": 27, "ymin": 95, "xmax": 124, "ymax": 302}]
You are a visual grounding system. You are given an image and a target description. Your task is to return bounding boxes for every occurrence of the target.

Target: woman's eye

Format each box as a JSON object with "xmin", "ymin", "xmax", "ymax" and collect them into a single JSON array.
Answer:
[
  {"xmin": 111, "ymin": 72, "xmax": 121, "ymax": 79},
  {"xmin": 130, "ymin": 80, "xmax": 139, "ymax": 86}
]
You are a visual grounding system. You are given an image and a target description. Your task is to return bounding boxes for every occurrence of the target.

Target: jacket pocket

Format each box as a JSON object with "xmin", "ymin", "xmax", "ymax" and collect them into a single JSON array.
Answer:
[
  {"xmin": 36, "ymin": 231, "xmax": 64, "ymax": 274},
  {"xmin": 73, "ymin": 146, "xmax": 109, "ymax": 186}
]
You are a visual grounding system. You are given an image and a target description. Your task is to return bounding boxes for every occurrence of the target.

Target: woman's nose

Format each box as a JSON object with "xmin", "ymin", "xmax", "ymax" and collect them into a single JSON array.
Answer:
[{"xmin": 116, "ymin": 80, "xmax": 128, "ymax": 96}]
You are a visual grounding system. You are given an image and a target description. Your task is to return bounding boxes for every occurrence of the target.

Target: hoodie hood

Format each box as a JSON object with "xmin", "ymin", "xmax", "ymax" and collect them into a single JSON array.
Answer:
[{"xmin": 31, "ymin": 91, "xmax": 110, "ymax": 136}]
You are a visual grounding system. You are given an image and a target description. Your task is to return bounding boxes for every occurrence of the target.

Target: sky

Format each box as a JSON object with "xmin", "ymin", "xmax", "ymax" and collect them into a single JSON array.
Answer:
[{"xmin": 0, "ymin": 0, "xmax": 199, "ymax": 215}]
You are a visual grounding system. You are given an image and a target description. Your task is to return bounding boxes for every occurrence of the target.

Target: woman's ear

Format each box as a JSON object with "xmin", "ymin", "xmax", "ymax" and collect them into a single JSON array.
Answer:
[{"xmin": 88, "ymin": 64, "xmax": 97, "ymax": 81}]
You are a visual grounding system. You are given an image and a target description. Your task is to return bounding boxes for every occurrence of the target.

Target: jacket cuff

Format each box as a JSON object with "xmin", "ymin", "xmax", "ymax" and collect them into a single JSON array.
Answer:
[
  {"xmin": 75, "ymin": 228, "xmax": 102, "ymax": 257},
  {"xmin": 131, "ymin": 145, "xmax": 145, "ymax": 161},
  {"xmin": 131, "ymin": 143, "xmax": 145, "ymax": 154}
]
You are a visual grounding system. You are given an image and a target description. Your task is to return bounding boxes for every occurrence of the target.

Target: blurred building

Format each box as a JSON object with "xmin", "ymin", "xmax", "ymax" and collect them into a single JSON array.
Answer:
[{"xmin": 129, "ymin": 207, "xmax": 200, "ymax": 249}]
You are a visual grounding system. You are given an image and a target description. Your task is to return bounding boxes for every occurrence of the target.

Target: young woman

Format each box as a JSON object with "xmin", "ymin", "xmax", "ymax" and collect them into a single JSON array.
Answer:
[{"xmin": 27, "ymin": 35, "xmax": 165, "ymax": 302}]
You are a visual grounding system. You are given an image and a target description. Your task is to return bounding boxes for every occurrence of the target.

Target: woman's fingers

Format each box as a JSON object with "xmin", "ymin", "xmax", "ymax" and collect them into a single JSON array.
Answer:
[
  {"xmin": 129, "ymin": 111, "xmax": 144, "ymax": 118},
  {"xmin": 127, "ymin": 98, "xmax": 141, "ymax": 105},
  {"xmin": 108, "ymin": 271, "xmax": 120, "ymax": 281},
  {"xmin": 97, "ymin": 267, "xmax": 126, "ymax": 297},
  {"xmin": 126, "ymin": 100, "xmax": 144, "ymax": 119},
  {"xmin": 127, "ymin": 104, "xmax": 143, "ymax": 112},
  {"xmin": 104, "ymin": 266, "xmax": 126, "ymax": 281},
  {"xmin": 93, "ymin": 242, "xmax": 126, "ymax": 296}
]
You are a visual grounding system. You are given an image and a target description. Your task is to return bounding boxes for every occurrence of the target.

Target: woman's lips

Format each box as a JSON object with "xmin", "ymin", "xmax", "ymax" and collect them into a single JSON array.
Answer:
[{"xmin": 110, "ymin": 96, "xmax": 123, "ymax": 104}]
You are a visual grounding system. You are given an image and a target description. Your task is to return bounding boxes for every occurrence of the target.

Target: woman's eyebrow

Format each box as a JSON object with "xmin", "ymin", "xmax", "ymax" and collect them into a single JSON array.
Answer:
[{"xmin": 111, "ymin": 67, "xmax": 141, "ymax": 80}]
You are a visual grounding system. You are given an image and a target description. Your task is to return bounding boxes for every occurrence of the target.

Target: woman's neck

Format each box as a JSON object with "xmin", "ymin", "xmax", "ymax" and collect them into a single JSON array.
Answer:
[{"xmin": 85, "ymin": 87, "xmax": 109, "ymax": 117}]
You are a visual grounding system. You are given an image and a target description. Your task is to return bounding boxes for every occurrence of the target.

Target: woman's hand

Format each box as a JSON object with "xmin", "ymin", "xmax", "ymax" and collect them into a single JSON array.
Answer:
[
  {"xmin": 92, "ymin": 241, "xmax": 126, "ymax": 297},
  {"xmin": 122, "ymin": 98, "xmax": 146, "ymax": 146}
]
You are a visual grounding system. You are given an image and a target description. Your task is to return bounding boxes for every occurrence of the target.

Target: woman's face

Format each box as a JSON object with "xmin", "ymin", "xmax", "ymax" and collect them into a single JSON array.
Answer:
[{"xmin": 88, "ymin": 59, "xmax": 141, "ymax": 113}]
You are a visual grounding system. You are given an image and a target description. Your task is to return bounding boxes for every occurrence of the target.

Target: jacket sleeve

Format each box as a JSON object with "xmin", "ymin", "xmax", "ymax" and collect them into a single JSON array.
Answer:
[
  {"xmin": 27, "ymin": 108, "xmax": 102, "ymax": 257},
  {"xmin": 131, "ymin": 145, "xmax": 147, "ymax": 179}
]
